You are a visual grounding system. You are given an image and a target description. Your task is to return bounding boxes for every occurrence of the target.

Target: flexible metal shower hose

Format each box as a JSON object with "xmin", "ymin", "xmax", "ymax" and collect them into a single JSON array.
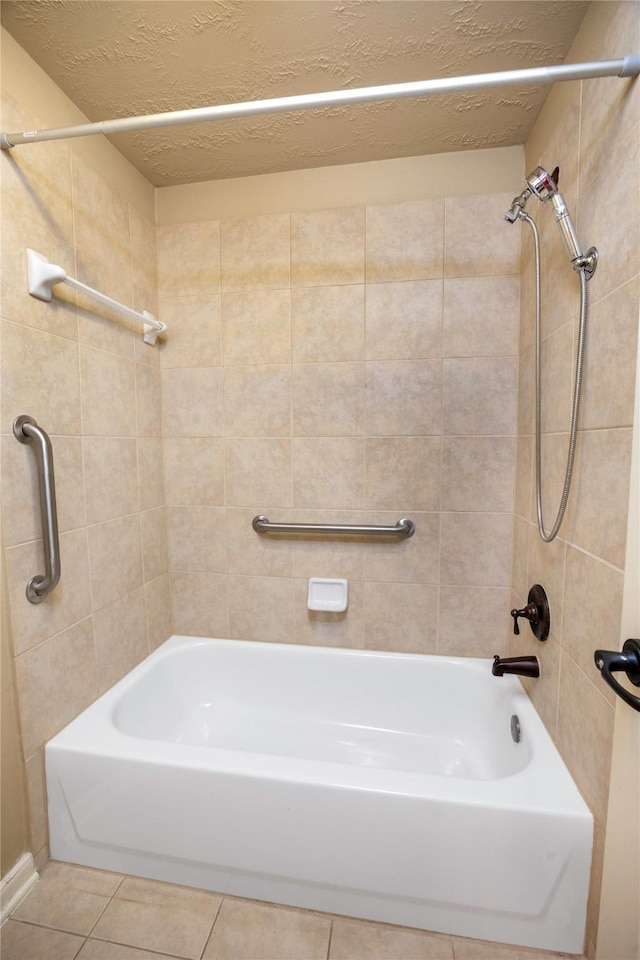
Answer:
[{"xmin": 521, "ymin": 212, "xmax": 588, "ymax": 542}]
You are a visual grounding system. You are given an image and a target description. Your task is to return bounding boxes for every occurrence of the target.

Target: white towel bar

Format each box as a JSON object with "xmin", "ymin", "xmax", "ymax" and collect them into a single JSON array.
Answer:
[{"xmin": 26, "ymin": 248, "xmax": 167, "ymax": 346}]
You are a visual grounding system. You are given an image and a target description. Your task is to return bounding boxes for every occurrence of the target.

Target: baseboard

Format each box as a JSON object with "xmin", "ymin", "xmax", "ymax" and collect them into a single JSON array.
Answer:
[{"xmin": 0, "ymin": 853, "xmax": 38, "ymax": 924}]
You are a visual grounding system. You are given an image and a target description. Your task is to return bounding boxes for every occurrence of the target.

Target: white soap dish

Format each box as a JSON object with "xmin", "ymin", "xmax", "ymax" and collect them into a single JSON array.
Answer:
[{"xmin": 307, "ymin": 578, "xmax": 348, "ymax": 612}]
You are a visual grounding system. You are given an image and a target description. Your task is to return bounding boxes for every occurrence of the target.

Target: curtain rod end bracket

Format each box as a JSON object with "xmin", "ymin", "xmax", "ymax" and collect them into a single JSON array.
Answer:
[
  {"xmin": 1, "ymin": 132, "xmax": 14, "ymax": 150},
  {"xmin": 620, "ymin": 54, "xmax": 640, "ymax": 77}
]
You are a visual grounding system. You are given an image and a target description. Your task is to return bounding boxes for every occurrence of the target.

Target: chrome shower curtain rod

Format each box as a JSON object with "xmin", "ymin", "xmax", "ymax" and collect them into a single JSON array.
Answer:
[{"xmin": 2, "ymin": 56, "xmax": 639, "ymax": 150}]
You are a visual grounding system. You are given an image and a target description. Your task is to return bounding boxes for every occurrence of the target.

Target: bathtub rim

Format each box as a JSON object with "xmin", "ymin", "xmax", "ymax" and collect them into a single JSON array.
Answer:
[{"xmin": 46, "ymin": 634, "xmax": 593, "ymax": 818}]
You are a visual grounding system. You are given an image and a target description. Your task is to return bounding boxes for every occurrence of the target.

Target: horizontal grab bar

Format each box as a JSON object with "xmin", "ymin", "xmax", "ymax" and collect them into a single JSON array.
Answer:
[
  {"xmin": 252, "ymin": 516, "xmax": 415, "ymax": 539},
  {"xmin": 13, "ymin": 415, "xmax": 61, "ymax": 603}
]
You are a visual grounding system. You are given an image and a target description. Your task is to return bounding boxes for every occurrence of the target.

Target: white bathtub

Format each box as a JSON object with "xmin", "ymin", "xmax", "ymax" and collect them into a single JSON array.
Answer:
[{"xmin": 46, "ymin": 636, "xmax": 592, "ymax": 953}]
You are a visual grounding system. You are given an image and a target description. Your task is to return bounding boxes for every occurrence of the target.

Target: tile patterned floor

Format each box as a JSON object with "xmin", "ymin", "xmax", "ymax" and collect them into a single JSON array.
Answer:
[{"xmin": 1, "ymin": 861, "xmax": 584, "ymax": 960}]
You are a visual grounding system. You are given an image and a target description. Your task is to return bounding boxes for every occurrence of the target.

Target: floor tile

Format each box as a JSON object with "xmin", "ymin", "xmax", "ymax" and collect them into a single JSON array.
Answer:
[
  {"xmin": 77, "ymin": 938, "xmax": 182, "ymax": 959},
  {"xmin": 203, "ymin": 898, "xmax": 331, "ymax": 960},
  {"xmin": 91, "ymin": 876, "xmax": 222, "ymax": 960},
  {"xmin": 0, "ymin": 919, "xmax": 84, "ymax": 960},
  {"xmin": 330, "ymin": 917, "xmax": 454, "ymax": 959},
  {"xmin": 5, "ymin": 860, "xmax": 584, "ymax": 960},
  {"xmin": 11, "ymin": 862, "xmax": 120, "ymax": 935},
  {"xmin": 452, "ymin": 938, "xmax": 578, "ymax": 959},
  {"xmin": 48, "ymin": 861, "xmax": 124, "ymax": 897},
  {"xmin": 112, "ymin": 876, "xmax": 222, "ymax": 913}
]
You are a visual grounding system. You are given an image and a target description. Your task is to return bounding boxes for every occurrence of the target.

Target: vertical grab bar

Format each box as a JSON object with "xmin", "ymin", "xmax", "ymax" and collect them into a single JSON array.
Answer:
[{"xmin": 13, "ymin": 415, "xmax": 61, "ymax": 603}]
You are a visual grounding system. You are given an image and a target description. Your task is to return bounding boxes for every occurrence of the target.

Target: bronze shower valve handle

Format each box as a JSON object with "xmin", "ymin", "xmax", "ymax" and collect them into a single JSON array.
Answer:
[{"xmin": 510, "ymin": 602, "xmax": 539, "ymax": 636}]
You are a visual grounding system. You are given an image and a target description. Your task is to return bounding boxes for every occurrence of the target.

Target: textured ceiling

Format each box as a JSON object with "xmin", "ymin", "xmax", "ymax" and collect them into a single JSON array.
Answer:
[{"xmin": 1, "ymin": 0, "xmax": 589, "ymax": 186}]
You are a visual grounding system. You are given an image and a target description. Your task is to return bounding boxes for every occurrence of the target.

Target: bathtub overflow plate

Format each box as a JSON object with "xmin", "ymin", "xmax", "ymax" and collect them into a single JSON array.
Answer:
[{"xmin": 510, "ymin": 714, "xmax": 521, "ymax": 743}]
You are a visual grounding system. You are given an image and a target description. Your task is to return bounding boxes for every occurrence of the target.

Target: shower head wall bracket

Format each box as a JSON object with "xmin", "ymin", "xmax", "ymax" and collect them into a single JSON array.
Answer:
[{"xmin": 573, "ymin": 246, "xmax": 598, "ymax": 278}]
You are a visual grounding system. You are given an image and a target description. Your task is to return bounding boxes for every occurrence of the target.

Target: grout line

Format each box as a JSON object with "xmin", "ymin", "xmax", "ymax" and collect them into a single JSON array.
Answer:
[
  {"xmin": 436, "ymin": 273, "xmax": 446, "ymax": 654},
  {"xmin": 562, "ymin": 539, "xmax": 626, "ymax": 575},
  {"xmin": 72, "ymin": 936, "xmax": 86, "ymax": 960},
  {"xmin": 198, "ymin": 895, "xmax": 224, "ymax": 960},
  {"xmin": 88, "ymin": 930, "xmax": 185, "ymax": 960},
  {"xmin": 14, "ymin": 611, "xmax": 95, "ymax": 663},
  {"xmin": 4, "ymin": 917, "xmax": 87, "ymax": 948},
  {"xmin": 326, "ymin": 918, "xmax": 334, "ymax": 960},
  {"xmin": 8, "ymin": 913, "xmax": 96, "ymax": 939},
  {"xmin": 85, "ymin": 887, "xmax": 117, "ymax": 940}
]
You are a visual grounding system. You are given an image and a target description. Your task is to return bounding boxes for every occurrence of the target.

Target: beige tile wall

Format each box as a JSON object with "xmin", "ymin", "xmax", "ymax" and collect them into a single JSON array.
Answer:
[
  {"xmin": 158, "ymin": 192, "xmax": 520, "ymax": 656},
  {"xmin": 510, "ymin": 3, "xmax": 640, "ymax": 956},
  {"xmin": 0, "ymin": 90, "xmax": 171, "ymax": 867}
]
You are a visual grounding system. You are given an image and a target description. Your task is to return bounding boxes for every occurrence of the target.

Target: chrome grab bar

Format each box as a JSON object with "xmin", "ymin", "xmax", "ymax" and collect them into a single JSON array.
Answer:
[
  {"xmin": 13, "ymin": 416, "xmax": 61, "ymax": 603},
  {"xmin": 252, "ymin": 515, "xmax": 415, "ymax": 539}
]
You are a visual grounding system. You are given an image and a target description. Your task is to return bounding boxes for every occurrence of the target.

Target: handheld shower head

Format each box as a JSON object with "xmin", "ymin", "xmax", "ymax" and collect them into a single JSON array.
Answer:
[
  {"xmin": 504, "ymin": 165, "xmax": 557, "ymax": 222},
  {"xmin": 525, "ymin": 165, "xmax": 560, "ymax": 201},
  {"xmin": 506, "ymin": 164, "xmax": 597, "ymax": 277}
]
